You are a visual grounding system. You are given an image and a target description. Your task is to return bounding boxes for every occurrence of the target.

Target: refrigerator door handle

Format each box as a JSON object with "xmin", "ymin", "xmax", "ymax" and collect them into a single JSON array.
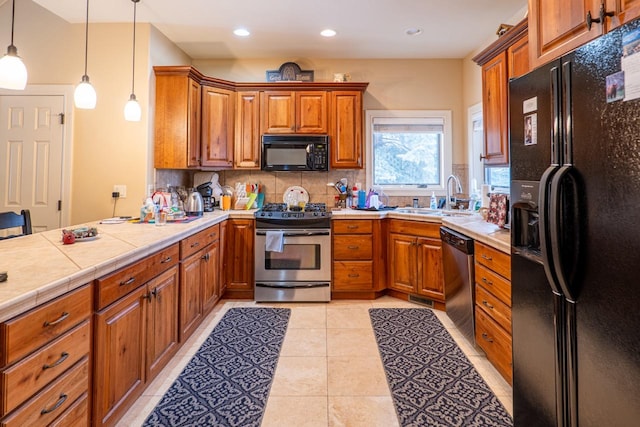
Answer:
[
  {"xmin": 549, "ymin": 166, "xmax": 582, "ymax": 304},
  {"xmin": 539, "ymin": 165, "xmax": 563, "ymax": 295}
]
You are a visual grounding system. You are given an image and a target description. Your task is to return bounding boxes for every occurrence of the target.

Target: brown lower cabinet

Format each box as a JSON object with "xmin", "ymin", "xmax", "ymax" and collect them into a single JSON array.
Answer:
[
  {"xmin": 222, "ymin": 219, "xmax": 254, "ymax": 299},
  {"xmin": 93, "ymin": 265, "xmax": 179, "ymax": 427},
  {"xmin": 0, "ymin": 285, "xmax": 92, "ymax": 426},
  {"xmin": 474, "ymin": 241, "xmax": 512, "ymax": 384},
  {"xmin": 387, "ymin": 220, "xmax": 445, "ymax": 308},
  {"xmin": 179, "ymin": 224, "xmax": 221, "ymax": 341}
]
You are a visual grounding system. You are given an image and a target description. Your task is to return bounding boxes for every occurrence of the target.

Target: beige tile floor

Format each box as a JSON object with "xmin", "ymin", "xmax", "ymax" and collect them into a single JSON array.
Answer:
[{"xmin": 118, "ymin": 296, "xmax": 513, "ymax": 426}]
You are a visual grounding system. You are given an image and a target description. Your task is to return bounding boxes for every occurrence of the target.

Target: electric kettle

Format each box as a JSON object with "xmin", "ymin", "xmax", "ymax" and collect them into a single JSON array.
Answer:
[{"xmin": 185, "ymin": 188, "xmax": 204, "ymax": 216}]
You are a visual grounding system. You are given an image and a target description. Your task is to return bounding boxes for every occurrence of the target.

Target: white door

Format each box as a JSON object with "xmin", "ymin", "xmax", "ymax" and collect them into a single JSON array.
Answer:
[
  {"xmin": 0, "ymin": 95, "xmax": 65, "ymax": 234},
  {"xmin": 468, "ymin": 103, "xmax": 484, "ymax": 192}
]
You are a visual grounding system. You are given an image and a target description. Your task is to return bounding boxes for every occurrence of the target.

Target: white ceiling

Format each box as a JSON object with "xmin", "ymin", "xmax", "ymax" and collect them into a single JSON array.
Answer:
[{"xmin": 31, "ymin": 0, "xmax": 527, "ymax": 59}]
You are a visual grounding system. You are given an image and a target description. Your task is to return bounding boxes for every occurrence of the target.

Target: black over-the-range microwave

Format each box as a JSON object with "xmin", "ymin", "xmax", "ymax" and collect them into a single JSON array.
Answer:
[{"xmin": 261, "ymin": 134, "xmax": 329, "ymax": 172}]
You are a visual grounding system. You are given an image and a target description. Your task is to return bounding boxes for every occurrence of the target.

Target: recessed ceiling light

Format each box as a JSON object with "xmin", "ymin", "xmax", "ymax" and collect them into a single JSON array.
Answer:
[
  {"xmin": 405, "ymin": 28, "xmax": 423, "ymax": 36},
  {"xmin": 321, "ymin": 29, "xmax": 337, "ymax": 37},
  {"xmin": 234, "ymin": 28, "xmax": 250, "ymax": 37}
]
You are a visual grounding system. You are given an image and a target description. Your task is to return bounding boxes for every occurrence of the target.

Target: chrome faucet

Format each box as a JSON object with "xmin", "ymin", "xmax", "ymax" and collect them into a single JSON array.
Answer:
[{"xmin": 445, "ymin": 175, "xmax": 463, "ymax": 210}]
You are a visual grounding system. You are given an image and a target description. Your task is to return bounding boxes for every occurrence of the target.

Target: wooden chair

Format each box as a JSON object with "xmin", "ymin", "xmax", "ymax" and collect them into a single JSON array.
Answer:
[{"xmin": 0, "ymin": 209, "xmax": 33, "ymax": 239}]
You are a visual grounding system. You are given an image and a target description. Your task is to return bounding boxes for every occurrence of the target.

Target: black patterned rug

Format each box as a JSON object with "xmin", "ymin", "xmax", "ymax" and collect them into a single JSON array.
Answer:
[
  {"xmin": 369, "ymin": 308, "xmax": 513, "ymax": 427},
  {"xmin": 143, "ymin": 307, "xmax": 290, "ymax": 427}
]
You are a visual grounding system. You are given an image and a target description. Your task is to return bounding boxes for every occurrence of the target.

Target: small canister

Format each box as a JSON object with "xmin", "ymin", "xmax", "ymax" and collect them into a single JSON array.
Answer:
[{"xmin": 413, "ymin": 198, "xmax": 419, "ymax": 208}]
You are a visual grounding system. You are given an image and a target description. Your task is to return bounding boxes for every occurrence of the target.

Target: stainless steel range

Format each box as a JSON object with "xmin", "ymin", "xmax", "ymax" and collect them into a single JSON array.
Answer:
[{"xmin": 254, "ymin": 203, "xmax": 331, "ymax": 302}]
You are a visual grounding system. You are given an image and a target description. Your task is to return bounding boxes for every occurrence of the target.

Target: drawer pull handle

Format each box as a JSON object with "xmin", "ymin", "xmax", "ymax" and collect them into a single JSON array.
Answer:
[
  {"xmin": 43, "ymin": 312, "xmax": 69, "ymax": 327},
  {"xmin": 481, "ymin": 277, "xmax": 493, "ymax": 286},
  {"xmin": 348, "ymin": 273, "xmax": 360, "ymax": 278},
  {"xmin": 481, "ymin": 254, "xmax": 493, "ymax": 261},
  {"xmin": 41, "ymin": 394, "xmax": 67, "ymax": 415},
  {"xmin": 120, "ymin": 277, "xmax": 136, "ymax": 286},
  {"xmin": 43, "ymin": 352, "xmax": 69, "ymax": 370},
  {"xmin": 191, "ymin": 242, "xmax": 200, "ymax": 248},
  {"xmin": 481, "ymin": 333, "xmax": 494, "ymax": 343},
  {"xmin": 346, "ymin": 225, "xmax": 358, "ymax": 229},
  {"xmin": 160, "ymin": 256, "xmax": 172, "ymax": 264},
  {"xmin": 482, "ymin": 300, "xmax": 494, "ymax": 310},
  {"xmin": 347, "ymin": 245, "xmax": 359, "ymax": 250}
]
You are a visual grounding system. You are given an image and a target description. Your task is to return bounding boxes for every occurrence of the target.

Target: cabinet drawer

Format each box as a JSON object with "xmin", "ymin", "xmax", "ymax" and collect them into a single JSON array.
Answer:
[
  {"xmin": 475, "ymin": 242, "xmax": 510, "ymax": 280},
  {"xmin": 95, "ymin": 244, "xmax": 179, "ymax": 310},
  {"xmin": 333, "ymin": 235, "xmax": 372, "ymax": 260},
  {"xmin": 0, "ymin": 285, "xmax": 91, "ymax": 367},
  {"xmin": 49, "ymin": 392, "xmax": 88, "ymax": 427},
  {"xmin": 333, "ymin": 220, "xmax": 372, "ymax": 234},
  {"xmin": 475, "ymin": 284, "xmax": 511, "ymax": 334},
  {"xmin": 475, "ymin": 307, "xmax": 512, "ymax": 384},
  {"xmin": 388, "ymin": 220, "xmax": 440, "ymax": 238},
  {"xmin": 474, "ymin": 263, "xmax": 511, "ymax": 307},
  {"xmin": 333, "ymin": 261, "xmax": 373, "ymax": 290},
  {"xmin": 181, "ymin": 224, "xmax": 219, "ymax": 259},
  {"xmin": 0, "ymin": 357, "xmax": 89, "ymax": 427},
  {"xmin": 0, "ymin": 321, "xmax": 90, "ymax": 416}
]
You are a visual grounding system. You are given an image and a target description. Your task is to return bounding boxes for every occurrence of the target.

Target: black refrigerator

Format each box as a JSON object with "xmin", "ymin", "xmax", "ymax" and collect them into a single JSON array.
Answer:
[{"xmin": 509, "ymin": 17, "xmax": 640, "ymax": 427}]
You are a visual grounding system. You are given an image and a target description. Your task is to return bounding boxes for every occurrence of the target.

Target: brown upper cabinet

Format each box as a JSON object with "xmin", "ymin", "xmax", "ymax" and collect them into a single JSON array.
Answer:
[
  {"xmin": 260, "ymin": 91, "xmax": 328, "ymax": 134},
  {"xmin": 473, "ymin": 19, "xmax": 529, "ymax": 167},
  {"xmin": 201, "ymin": 86, "xmax": 235, "ymax": 168},
  {"xmin": 331, "ymin": 91, "xmax": 363, "ymax": 169},
  {"xmin": 528, "ymin": 0, "xmax": 603, "ymax": 69},
  {"xmin": 154, "ymin": 69, "xmax": 202, "ymax": 169},
  {"xmin": 235, "ymin": 91, "xmax": 261, "ymax": 169},
  {"xmin": 528, "ymin": 0, "xmax": 640, "ymax": 69},
  {"xmin": 154, "ymin": 66, "xmax": 368, "ymax": 170}
]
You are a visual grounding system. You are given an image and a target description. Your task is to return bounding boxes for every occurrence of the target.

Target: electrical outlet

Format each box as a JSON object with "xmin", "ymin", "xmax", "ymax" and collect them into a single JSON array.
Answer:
[{"xmin": 113, "ymin": 185, "xmax": 127, "ymax": 198}]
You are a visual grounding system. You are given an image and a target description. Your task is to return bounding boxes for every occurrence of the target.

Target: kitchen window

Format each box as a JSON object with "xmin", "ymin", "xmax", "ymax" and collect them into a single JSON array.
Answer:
[{"xmin": 365, "ymin": 110, "xmax": 453, "ymax": 196}]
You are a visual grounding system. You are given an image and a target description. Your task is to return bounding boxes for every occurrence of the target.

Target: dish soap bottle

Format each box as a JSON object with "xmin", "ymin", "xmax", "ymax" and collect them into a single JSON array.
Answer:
[{"xmin": 430, "ymin": 192, "xmax": 438, "ymax": 209}]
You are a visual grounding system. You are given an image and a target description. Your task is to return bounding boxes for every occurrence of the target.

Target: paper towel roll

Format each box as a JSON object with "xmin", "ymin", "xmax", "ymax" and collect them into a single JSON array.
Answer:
[{"xmin": 481, "ymin": 184, "xmax": 491, "ymax": 208}]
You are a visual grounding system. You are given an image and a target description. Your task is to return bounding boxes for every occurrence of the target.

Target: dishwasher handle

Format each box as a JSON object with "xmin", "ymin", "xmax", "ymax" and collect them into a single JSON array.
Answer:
[{"xmin": 440, "ymin": 227, "xmax": 474, "ymax": 254}]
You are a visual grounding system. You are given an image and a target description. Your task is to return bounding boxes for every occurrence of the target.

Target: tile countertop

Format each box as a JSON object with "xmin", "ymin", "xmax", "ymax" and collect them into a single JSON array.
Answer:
[
  {"xmin": 0, "ymin": 210, "xmax": 255, "ymax": 323},
  {"xmin": 331, "ymin": 208, "xmax": 511, "ymax": 254},
  {"xmin": 0, "ymin": 207, "xmax": 509, "ymax": 323}
]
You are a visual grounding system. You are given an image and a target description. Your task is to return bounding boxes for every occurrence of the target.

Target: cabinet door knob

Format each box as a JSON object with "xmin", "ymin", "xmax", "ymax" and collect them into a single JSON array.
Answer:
[
  {"xmin": 480, "ymin": 153, "xmax": 487, "ymax": 161},
  {"xmin": 586, "ymin": 4, "xmax": 614, "ymax": 30}
]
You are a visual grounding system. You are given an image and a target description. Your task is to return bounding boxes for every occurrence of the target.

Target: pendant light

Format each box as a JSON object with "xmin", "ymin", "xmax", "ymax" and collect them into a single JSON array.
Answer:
[
  {"xmin": 0, "ymin": 0, "xmax": 28, "ymax": 90},
  {"xmin": 74, "ymin": 0, "xmax": 97, "ymax": 109},
  {"xmin": 124, "ymin": 0, "xmax": 141, "ymax": 121}
]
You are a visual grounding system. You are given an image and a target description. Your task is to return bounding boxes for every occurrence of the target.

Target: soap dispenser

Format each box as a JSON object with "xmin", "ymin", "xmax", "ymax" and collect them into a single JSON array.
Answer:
[{"xmin": 430, "ymin": 192, "xmax": 438, "ymax": 209}]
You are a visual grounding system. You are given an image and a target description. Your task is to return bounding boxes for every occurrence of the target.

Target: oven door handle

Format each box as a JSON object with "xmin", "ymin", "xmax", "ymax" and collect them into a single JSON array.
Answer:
[
  {"xmin": 256, "ymin": 282, "xmax": 331, "ymax": 289},
  {"xmin": 256, "ymin": 231, "xmax": 330, "ymax": 237}
]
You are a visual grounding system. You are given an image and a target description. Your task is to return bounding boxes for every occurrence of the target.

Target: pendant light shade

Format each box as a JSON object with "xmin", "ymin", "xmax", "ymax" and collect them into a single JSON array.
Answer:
[
  {"xmin": 74, "ymin": 0, "xmax": 96, "ymax": 109},
  {"xmin": 124, "ymin": 0, "xmax": 141, "ymax": 121},
  {"xmin": 124, "ymin": 93, "xmax": 141, "ymax": 121},
  {"xmin": 0, "ymin": 0, "xmax": 27, "ymax": 90}
]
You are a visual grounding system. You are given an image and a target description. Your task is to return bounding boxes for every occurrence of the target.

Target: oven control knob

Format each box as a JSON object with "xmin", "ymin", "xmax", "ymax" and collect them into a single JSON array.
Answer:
[{"xmin": 283, "ymin": 213, "xmax": 288, "ymax": 218}]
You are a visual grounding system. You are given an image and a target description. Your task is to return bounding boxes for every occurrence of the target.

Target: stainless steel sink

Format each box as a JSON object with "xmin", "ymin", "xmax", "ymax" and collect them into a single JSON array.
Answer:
[{"xmin": 394, "ymin": 207, "xmax": 474, "ymax": 217}]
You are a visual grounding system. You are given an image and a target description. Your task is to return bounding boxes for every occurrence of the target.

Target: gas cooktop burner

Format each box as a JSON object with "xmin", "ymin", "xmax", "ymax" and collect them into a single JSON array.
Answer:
[
  {"xmin": 255, "ymin": 202, "xmax": 331, "ymax": 223},
  {"xmin": 260, "ymin": 203, "xmax": 327, "ymax": 213}
]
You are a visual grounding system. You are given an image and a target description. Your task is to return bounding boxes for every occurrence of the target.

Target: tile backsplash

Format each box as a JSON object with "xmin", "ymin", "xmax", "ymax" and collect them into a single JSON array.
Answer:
[{"xmin": 155, "ymin": 164, "xmax": 469, "ymax": 209}]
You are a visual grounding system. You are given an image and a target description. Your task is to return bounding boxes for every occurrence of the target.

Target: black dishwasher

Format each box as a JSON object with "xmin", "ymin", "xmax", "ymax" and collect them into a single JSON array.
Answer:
[{"xmin": 440, "ymin": 227, "xmax": 475, "ymax": 346}]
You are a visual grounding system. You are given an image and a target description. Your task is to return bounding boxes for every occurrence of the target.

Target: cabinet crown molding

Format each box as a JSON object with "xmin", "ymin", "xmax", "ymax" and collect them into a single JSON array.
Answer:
[
  {"xmin": 153, "ymin": 65, "xmax": 369, "ymax": 92},
  {"xmin": 473, "ymin": 18, "xmax": 528, "ymax": 66}
]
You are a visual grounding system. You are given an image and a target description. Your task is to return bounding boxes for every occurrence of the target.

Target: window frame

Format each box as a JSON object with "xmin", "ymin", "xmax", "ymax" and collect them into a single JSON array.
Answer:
[{"xmin": 365, "ymin": 109, "xmax": 453, "ymax": 196}]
